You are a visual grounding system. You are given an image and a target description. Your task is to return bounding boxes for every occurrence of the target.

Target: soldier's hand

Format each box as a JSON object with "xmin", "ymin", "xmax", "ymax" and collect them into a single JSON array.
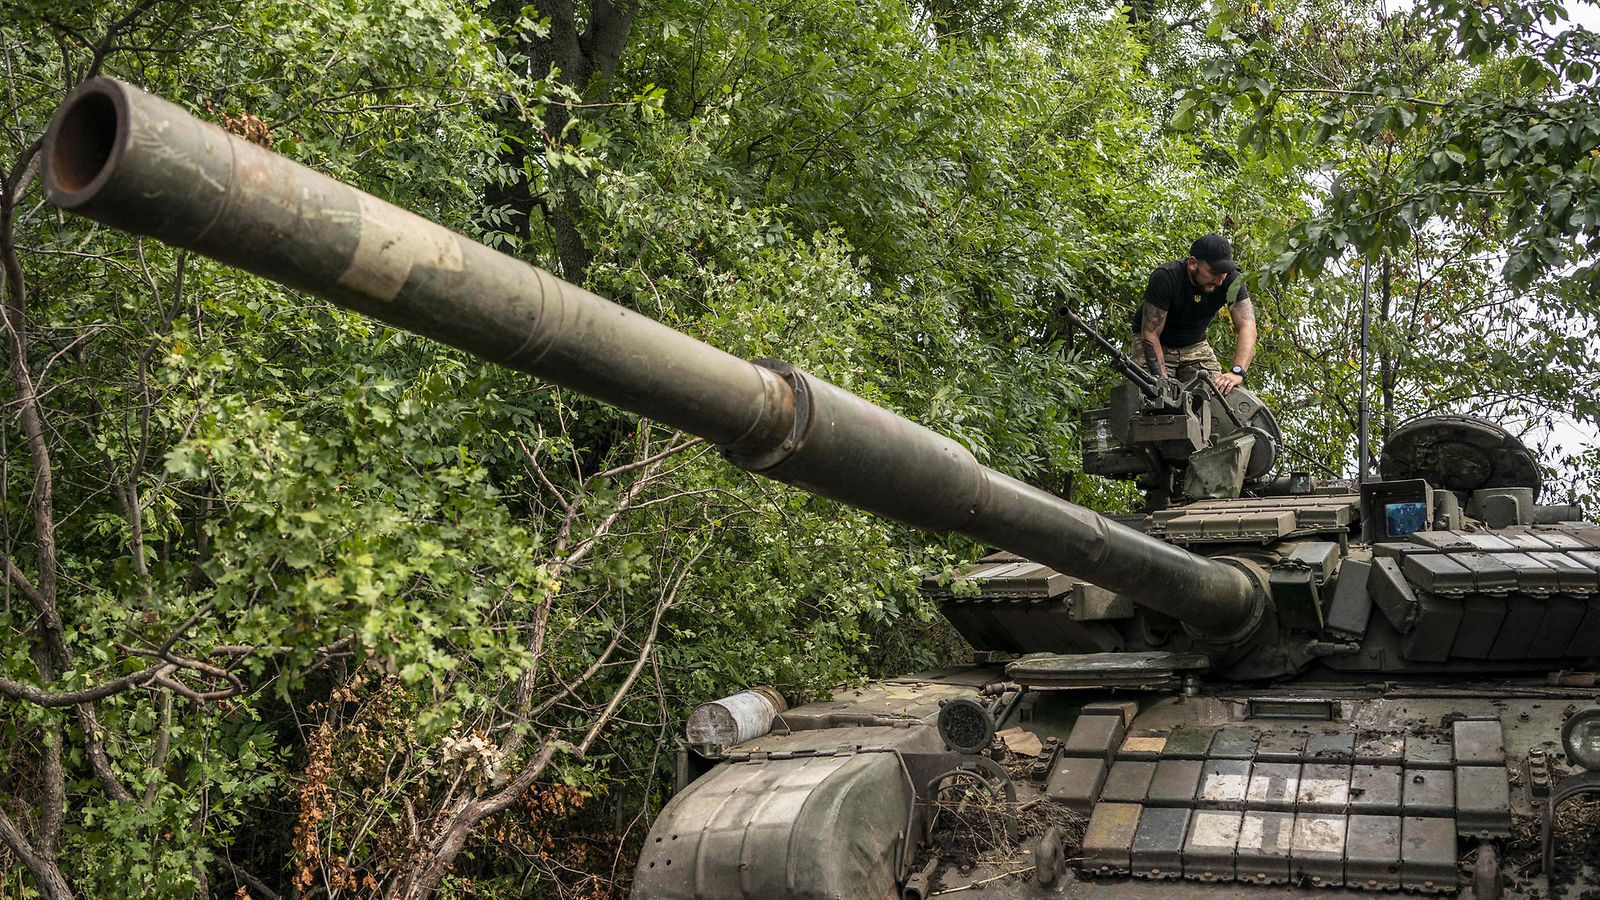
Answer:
[{"xmin": 1213, "ymin": 372, "xmax": 1244, "ymax": 395}]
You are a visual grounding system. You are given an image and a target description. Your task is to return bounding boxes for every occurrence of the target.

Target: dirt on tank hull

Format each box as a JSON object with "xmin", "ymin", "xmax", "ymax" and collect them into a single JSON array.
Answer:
[{"xmin": 644, "ymin": 664, "xmax": 1600, "ymax": 899}]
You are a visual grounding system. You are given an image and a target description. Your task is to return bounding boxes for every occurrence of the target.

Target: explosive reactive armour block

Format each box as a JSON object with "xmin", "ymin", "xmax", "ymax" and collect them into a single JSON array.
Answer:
[
  {"xmin": 1297, "ymin": 764, "xmax": 1352, "ymax": 812},
  {"xmin": 1100, "ymin": 760, "xmax": 1157, "ymax": 804},
  {"xmin": 1348, "ymin": 765, "xmax": 1402, "ymax": 815},
  {"xmin": 1353, "ymin": 732, "xmax": 1405, "ymax": 765},
  {"xmin": 1080, "ymin": 700, "xmax": 1139, "ymax": 728},
  {"xmin": 1452, "ymin": 550, "xmax": 1517, "ymax": 592},
  {"xmin": 1064, "ymin": 713, "xmax": 1126, "ymax": 762},
  {"xmin": 1404, "ymin": 733, "xmax": 1453, "ymax": 770},
  {"xmin": 1291, "ymin": 813, "xmax": 1348, "ymax": 887},
  {"xmin": 1451, "ymin": 594, "xmax": 1507, "ymax": 658},
  {"xmin": 1146, "ymin": 759, "xmax": 1203, "ymax": 807},
  {"xmin": 1197, "ymin": 759, "xmax": 1252, "ymax": 809},
  {"xmin": 1530, "ymin": 595, "xmax": 1587, "ymax": 657},
  {"xmin": 1235, "ymin": 810, "xmax": 1295, "ymax": 884},
  {"xmin": 1304, "ymin": 729, "xmax": 1357, "ymax": 762},
  {"xmin": 1451, "ymin": 718, "xmax": 1506, "ymax": 766},
  {"xmin": 1401, "ymin": 768, "xmax": 1454, "ymax": 816},
  {"xmin": 1255, "ymin": 730, "xmax": 1309, "ymax": 762},
  {"xmin": 1117, "ymin": 731, "xmax": 1169, "ymax": 760},
  {"xmin": 1045, "ymin": 755, "xmax": 1108, "ymax": 812},
  {"xmin": 1401, "ymin": 592, "xmax": 1465, "ymax": 661},
  {"xmin": 1400, "ymin": 816, "xmax": 1458, "ymax": 892},
  {"xmin": 1344, "ymin": 814, "xmax": 1403, "ymax": 890},
  {"xmin": 1246, "ymin": 762, "xmax": 1302, "ymax": 811},
  {"xmin": 1324, "ymin": 559, "xmax": 1373, "ymax": 640},
  {"xmin": 1079, "ymin": 802, "xmax": 1141, "ymax": 875},
  {"xmin": 1208, "ymin": 727, "xmax": 1260, "ymax": 760},
  {"xmin": 1161, "ymin": 727, "xmax": 1216, "ymax": 759},
  {"xmin": 1490, "ymin": 598, "xmax": 1545, "ymax": 658},
  {"xmin": 1455, "ymin": 765, "xmax": 1512, "ymax": 834},
  {"xmin": 1402, "ymin": 553, "xmax": 1473, "ymax": 594},
  {"xmin": 1132, "ymin": 806, "xmax": 1190, "ymax": 879},
  {"xmin": 1571, "ymin": 596, "xmax": 1600, "ymax": 657},
  {"xmin": 1183, "ymin": 810, "xmax": 1242, "ymax": 881},
  {"xmin": 1369, "ymin": 557, "xmax": 1420, "ymax": 631}
]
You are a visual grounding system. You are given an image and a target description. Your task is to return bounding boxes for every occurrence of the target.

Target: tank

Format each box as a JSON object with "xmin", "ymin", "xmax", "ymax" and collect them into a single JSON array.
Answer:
[{"xmin": 39, "ymin": 77, "xmax": 1600, "ymax": 899}]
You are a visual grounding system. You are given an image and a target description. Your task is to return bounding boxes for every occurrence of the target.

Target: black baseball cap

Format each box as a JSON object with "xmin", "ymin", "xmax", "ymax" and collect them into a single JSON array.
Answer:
[{"xmin": 1189, "ymin": 234, "xmax": 1239, "ymax": 277}]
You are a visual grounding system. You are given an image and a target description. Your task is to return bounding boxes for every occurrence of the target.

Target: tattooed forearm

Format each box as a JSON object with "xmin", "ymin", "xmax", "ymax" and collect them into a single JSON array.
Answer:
[{"xmin": 1141, "ymin": 340, "xmax": 1163, "ymax": 378}]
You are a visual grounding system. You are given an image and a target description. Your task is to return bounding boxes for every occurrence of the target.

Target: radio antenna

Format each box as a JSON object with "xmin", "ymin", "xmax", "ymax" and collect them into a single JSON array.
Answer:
[{"xmin": 1357, "ymin": 258, "xmax": 1372, "ymax": 483}]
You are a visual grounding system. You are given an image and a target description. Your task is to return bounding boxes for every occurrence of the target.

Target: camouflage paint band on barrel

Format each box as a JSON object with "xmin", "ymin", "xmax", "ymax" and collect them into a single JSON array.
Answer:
[{"xmin": 41, "ymin": 77, "xmax": 1263, "ymax": 641}]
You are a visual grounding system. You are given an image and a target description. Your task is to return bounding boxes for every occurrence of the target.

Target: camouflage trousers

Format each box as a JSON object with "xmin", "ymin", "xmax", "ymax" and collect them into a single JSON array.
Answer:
[{"xmin": 1129, "ymin": 337, "xmax": 1222, "ymax": 383}]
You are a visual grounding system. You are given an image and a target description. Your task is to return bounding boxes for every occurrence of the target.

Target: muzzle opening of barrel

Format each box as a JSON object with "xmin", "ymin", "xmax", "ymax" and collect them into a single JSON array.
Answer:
[{"xmin": 48, "ymin": 87, "xmax": 121, "ymax": 197}]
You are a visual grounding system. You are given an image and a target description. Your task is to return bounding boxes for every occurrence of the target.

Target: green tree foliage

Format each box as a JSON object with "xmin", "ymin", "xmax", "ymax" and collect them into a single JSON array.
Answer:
[
  {"xmin": 1189, "ymin": 0, "xmax": 1600, "ymax": 287},
  {"xmin": 1176, "ymin": 0, "xmax": 1600, "ymax": 480},
  {"xmin": 0, "ymin": 0, "xmax": 1593, "ymax": 897}
]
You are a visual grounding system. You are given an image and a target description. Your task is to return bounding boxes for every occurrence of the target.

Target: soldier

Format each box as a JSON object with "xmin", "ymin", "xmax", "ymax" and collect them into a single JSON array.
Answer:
[{"xmin": 1130, "ymin": 234, "xmax": 1257, "ymax": 395}]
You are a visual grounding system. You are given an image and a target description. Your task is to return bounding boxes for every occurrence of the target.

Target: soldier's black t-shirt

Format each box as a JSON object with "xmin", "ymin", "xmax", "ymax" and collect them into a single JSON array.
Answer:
[{"xmin": 1128, "ymin": 259, "xmax": 1249, "ymax": 348}]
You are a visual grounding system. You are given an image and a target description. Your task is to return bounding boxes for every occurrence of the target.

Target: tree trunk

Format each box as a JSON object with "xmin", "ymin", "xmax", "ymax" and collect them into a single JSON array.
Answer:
[
  {"xmin": 498, "ymin": 0, "xmax": 636, "ymax": 283},
  {"xmin": 1378, "ymin": 254, "xmax": 1396, "ymax": 441},
  {"xmin": 0, "ymin": 811, "xmax": 73, "ymax": 900}
]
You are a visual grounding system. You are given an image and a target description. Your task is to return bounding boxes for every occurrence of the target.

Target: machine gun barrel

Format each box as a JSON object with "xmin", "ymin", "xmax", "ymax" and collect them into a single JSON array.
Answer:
[
  {"xmin": 1057, "ymin": 303, "xmax": 1160, "ymax": 398},
  {"xmin": 40, "ymin": 78, "xmax": 1262, "ymax": 641}
]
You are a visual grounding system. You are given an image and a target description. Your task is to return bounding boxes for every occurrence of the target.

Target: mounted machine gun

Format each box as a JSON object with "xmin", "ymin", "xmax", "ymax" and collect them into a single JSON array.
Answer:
[{"xmin": 1059, "ymin": 304, "xmax": 1284, "ymax": 504}]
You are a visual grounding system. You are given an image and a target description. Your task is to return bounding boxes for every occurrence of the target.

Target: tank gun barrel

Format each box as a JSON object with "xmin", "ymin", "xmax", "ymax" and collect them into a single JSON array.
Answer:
[{"xmin": 40, "ymin": 78, "xmax": 1262, "ymax": 640}]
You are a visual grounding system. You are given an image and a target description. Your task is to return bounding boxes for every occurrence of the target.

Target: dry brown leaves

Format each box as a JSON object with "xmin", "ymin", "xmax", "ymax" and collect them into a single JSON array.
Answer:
[
  {"xmin": 292, "ymin": 721, "xmax": 336, "ymax": 891},
  {"xmin": 202, "ymin": 101, "xmax": 273, "ymax": 148},
  {"xmin": 924, "ymin": 754, "xmax": 1086, "ymax": 872}
]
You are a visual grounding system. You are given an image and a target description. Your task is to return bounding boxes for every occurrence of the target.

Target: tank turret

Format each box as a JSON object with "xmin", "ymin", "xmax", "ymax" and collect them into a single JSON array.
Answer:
[{"xmin": 41, "ymin": 78, "xmax": 1600, "ymax": 899}]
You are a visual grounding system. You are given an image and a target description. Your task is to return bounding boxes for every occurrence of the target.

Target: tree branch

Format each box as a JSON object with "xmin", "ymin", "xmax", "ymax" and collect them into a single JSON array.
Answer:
[
  {"xmin": 0, "ymin": 665, "xmax": 163, "ymax": 706},
  {"xmin": 0, "ymin": 806, "xmax": 73, "ymax": 900},
  {"xmin": 220, "ymin": 857, "xmax": 280, "ymax": 900},
  {"xmin": 76, "ymin": 701, "xmax": 135, "ymax": 803},
  {"xmin": 1, "ymin": 549, "xmax": 47, "ymax": 612}
]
